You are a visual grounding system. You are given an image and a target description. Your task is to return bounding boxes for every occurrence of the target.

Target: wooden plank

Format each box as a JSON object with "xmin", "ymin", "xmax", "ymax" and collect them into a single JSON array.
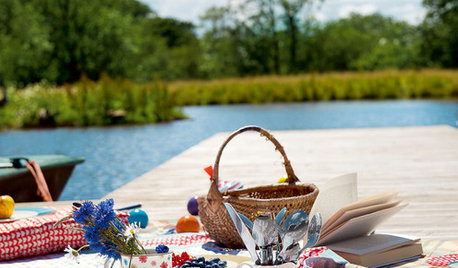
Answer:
[{"xmin": 100, "ymin": 125, "xmax": 457, "ymax": 239}]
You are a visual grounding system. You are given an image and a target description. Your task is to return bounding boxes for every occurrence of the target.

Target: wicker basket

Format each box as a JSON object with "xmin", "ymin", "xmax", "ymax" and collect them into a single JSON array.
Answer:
[{"xmin": 197, "ymin": 126, "xmax": 319, "ymax": 249}]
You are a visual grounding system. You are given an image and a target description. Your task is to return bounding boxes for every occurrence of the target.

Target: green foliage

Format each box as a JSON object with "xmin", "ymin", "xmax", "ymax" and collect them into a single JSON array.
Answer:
[
  {"xmin": 0, "ymin": 0, "xmax": 53, "ymax": 86},
  {"xmin": 420, "ymin": 0, "xmax": 458, "ymax": 67},
  {"xmin": 0, "ymin": 0, "xmax": 201, "ymax": 86},
  {"xmin": 33, "ymin": 0, "xmax": 147, "ymax": 83},
  {"xmin": 169, "ymin": 70, "xmax": 458, "ymax": 106},
  {"xmin": 0, "ymin": 0, "xmax": 457, "ymax": 92},
  {"xmin": 0, "ymin": 76, "xmax": 184, "ymax": 128},
  {"xmin": 300, "ymin": 14, "xmax": 420, "ymax": 71}
]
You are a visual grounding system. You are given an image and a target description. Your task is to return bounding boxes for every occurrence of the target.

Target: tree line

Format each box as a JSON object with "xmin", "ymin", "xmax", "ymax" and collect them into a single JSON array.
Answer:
[{"xmin": 0, "ymin": 0, "xmax": 456, "ymax": 87}]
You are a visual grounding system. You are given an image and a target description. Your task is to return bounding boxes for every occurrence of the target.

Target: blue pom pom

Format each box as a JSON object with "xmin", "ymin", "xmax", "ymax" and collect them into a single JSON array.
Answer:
[
  {"xmin": 155, "ymin": 244, "xmax": 169, "ymax": 253},
  {"xmin": 128, "ymin": 209, "xmax": 149, "ymax": 228}
]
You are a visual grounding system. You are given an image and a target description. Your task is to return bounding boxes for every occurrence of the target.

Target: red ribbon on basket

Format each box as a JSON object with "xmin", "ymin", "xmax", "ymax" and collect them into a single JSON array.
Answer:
[
  {"xmin": 204, "ymin": 165, "xmax": 213, "ymax": 181},
  {"xmin": 204, "ymin": 165, "xmax": 243, "ymax": 192}
]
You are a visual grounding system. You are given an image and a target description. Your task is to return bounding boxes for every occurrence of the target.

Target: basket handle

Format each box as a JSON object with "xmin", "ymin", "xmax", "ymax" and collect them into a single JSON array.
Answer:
[{"xmin": 207, "ymin": 125, "xmax": 300, "ymax": 205}]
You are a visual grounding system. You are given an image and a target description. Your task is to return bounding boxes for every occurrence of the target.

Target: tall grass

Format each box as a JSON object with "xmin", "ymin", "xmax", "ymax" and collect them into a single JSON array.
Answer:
[
  {"xmin": 1, "ymin": 70, "xmax": 456, "ymax": 129},
  {"xmin": 0, "ymin": 75, "xmax": 185, "ymax": 129},
  {"xmin": 169, "ymin": 70, "xmax": 458, "ymax": 106}
]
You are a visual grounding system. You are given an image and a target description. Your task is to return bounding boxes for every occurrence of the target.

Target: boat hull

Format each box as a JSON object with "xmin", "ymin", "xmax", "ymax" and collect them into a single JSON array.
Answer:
[{"xmin": 0, "ymin": 155, "xmax": 84, "ymax": 202}]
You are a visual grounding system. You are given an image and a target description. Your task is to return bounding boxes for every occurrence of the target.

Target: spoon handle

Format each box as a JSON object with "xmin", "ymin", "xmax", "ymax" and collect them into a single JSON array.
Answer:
[
  {"xmin": 296, "ymin": 213, "xmax": 322, "ymax": 260},
  {"xmin": 238, "ymin": 213, "xmax": 254, "ymax": 230}
]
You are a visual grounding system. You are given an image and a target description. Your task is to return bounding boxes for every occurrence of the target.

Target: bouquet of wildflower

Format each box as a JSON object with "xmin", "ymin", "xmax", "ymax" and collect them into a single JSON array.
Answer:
[{"xmin": 58, "ymin": 199, "xmax": 146, "ymax": 265}]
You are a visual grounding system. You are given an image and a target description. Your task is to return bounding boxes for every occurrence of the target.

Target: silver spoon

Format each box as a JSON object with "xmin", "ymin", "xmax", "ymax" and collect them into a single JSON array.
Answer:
[
  {"xmin": 252, "ymin": 214, "xmax": 278, "ymax": 265},
  {"xmin": 278, "ymin": 211, "xmax": 309, "ymax": 261},
  {"xmin": 253, "ymin": 214, "xmax": 278, "ymax": 246},
  {"xmin": 295, "ymin": 213, "xmax": 323, "ymax": 260},
  {"xmin": 281, "ymin": 210, "xmax": 308, "ymax": 234}
]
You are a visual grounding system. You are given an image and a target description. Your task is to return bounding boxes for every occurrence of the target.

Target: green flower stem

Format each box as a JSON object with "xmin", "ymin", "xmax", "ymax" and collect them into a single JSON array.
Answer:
[
  {"xmin": 77, "ymin": 245, "xmax": 90, "ymax": 252},
  {"xmin": 135, "ymin": 235, "xmax": 147, "ymax": 254}
]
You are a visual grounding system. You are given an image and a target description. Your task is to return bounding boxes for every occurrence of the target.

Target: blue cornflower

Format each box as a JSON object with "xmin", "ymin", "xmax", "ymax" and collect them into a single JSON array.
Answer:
[
  {"xmin": 88, "ymin": 242, "xmax": 102, "ymax": 251},
  {"xmin": 155, "ymin": 244, "xmax": 169, "ymax": 253},
  {"xmin": 97, "ymin": 198, "xmax": 114, "ymax": 212},
  {"xmin": 73, "ymin": 201, "xmax": 95, "ymax": 224},
  {"xmin": 94, "ymin": 199, "xmax": 116, "ymax": 229},
  {"xmin": 83, "ymin": 226, "xmax": 100, "ymax": 244}
]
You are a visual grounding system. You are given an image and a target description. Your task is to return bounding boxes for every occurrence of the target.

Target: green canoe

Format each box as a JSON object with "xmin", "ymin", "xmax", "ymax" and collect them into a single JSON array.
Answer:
[{"xmin": 0, "ymin": 155, "xmax": 84, "ymax": 202}]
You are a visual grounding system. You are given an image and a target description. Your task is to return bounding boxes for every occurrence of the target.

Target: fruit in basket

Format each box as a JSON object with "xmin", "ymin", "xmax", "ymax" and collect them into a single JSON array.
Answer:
[
  {"xmin": 187, "ymin": 196, "xmax": 199, "ymax": 215},
  {"xmin": 0, "ymin": 195, "xmax": 15, "ymax": 219},
  {"xmin": 176, "ymin": 215, "xmax": 200, "ymax": 233}
]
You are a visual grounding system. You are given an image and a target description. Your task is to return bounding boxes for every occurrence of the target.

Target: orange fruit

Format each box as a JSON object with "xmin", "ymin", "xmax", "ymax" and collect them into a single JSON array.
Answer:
[
  {"xmin": 176, "ymin": 215, "xmax": 200, "ymax": 233},
  {"xmin": 0, "ymin": 195, "xmax": 15, "ymax": 219}
]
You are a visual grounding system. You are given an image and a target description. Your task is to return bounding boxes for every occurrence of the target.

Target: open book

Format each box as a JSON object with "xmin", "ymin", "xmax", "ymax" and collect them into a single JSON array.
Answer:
[
  {"xmin": 316, "ymin": 189, "xmax": 407, "ymax": 245},
  {"xmin": 309, "ymin": 181, "xmax": 423, "ymax": 266}
]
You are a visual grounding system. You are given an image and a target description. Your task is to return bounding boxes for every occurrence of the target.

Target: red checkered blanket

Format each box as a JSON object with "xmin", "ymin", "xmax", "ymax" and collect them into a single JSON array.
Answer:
[{"xmin": 0, "ymin": 207, "xmax": 129, "ymax": 261}]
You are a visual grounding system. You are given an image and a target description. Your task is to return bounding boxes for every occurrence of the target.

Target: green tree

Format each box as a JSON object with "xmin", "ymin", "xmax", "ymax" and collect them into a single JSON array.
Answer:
[
  {"xmin": 245, "ymin": 0, "xmax": 282, "ymax": 74},
  {"xmin": 421, "ymin": 0, "xmax": 458, "ymax": 67},
  {"xmin": 0, "ymin": 0, "xmax": 158, "ymax": 85},
  {"xmin": 280, "ymin": 0, "xmax": 315, "ymax": 73},
  {"xmin": 35, "ymin": 0, "xmax": 151, "ymax": 83},
  {"xmin": 145, "ymin": 17, "xmax": 201, "ymax": 80},
  {"xmin": 0, "ymin": 0, "xmax": 53, "ymax": 86},
  {"xmin": 302, "ymin": 13, "xmax": 420, "ymax": 71},
  {"xmin": 199, "ymin": 6, "xmax": 241, "ymax": 78}
]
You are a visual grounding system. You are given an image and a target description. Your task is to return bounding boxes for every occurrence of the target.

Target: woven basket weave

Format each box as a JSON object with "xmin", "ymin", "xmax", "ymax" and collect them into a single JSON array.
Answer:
[{"xmin": 197, "ymin": 126, "xmax": 319, "ymax": 249}]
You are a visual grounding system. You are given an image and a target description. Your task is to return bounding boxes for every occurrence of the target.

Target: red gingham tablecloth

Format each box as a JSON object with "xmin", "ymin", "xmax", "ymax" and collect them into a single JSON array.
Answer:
[{"xmin": 0, "ymin": 207, "xmax": 129, "ymax": 261}]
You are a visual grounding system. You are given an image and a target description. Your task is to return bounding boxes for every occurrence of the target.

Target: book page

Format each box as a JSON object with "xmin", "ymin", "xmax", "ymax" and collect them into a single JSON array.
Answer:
[
  {"xmin": 321, "ymin": 200, "xmax": 402, "ymax": 236},
  {"xmin": 316, "ymin": 203, "xmax": 407, "ymax": 246},
  {"xmin": 322, "ymin": 189, "xmax": 398, "ymax": 231},
  {"xmin": 309, "ymin": 173, "xmax": 358, "ymax": 224}
]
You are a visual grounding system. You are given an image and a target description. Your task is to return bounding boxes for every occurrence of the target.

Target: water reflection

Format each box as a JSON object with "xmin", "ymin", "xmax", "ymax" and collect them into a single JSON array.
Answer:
[{"xmin": 0, "ymin": 100, "xmax": 456, "ymax": 200}]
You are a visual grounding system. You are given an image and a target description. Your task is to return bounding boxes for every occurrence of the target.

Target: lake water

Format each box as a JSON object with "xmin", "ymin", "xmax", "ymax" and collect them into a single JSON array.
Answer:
[{"xmin": 1, "ymin": 100, "xmax": 457, "ymax": 200}]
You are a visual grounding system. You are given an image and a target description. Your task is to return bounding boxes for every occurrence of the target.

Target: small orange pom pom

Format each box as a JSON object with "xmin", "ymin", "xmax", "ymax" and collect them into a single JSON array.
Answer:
[{"xmin": 176, "ymin": 215, "xmax": 200, "ymax": 233}]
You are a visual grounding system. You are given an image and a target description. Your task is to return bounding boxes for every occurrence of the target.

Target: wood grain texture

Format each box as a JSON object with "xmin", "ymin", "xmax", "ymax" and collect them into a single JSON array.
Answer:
[{"xmin": 101, "ymin": 125, "xmax": 457, "ymax": 239}]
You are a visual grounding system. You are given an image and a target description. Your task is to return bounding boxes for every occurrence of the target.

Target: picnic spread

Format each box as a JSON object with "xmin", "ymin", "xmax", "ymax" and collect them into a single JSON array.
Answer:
[
  {"xmin": 1, "ymin": 209, "xmax": 458, "ymax": 267},
  {"xmin": 1, "ymin": 126, "xmax": 458, "ymax": 267}
]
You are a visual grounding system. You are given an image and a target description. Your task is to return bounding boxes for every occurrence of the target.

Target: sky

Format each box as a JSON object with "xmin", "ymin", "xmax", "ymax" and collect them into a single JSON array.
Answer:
[{"xmin": 142, "ymin": 0, "xmax": 427, "ymax": 26}]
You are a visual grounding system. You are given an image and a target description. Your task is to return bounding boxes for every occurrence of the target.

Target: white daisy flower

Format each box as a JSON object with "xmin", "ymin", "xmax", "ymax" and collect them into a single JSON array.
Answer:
[
  {"xmin": 64, "ymin": 245, "xmax": 80, "ymax": 264},
  {"xmin": 124, "ymin": 222, "xmax": 140, "ymax": 239}
]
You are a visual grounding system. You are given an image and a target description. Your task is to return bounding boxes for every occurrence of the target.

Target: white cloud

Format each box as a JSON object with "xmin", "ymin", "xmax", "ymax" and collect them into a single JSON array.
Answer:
[
  {"xmin": 385, "ymin": 3, "xmax": 427, "ymax": 25},
  {"xmin": 314, "ymin": 11, "xmax": 327, "ymax": 22},
  {"xmin": 338, "ymin": 4, "xmax": 379, "ymax": 18}
]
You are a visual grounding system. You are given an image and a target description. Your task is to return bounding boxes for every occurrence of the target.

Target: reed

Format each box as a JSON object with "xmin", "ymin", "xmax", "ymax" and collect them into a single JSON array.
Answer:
[
  {"xmin": 1, "ymin": 70, "xmax": 456, "ymax": 129},
  {"xmin": 0, "ymin": 76, "xmax": 185, "ymax": 128},
  {"xmin": 169, "ymin": 70, "xmax": 458, "ymax": 106}
]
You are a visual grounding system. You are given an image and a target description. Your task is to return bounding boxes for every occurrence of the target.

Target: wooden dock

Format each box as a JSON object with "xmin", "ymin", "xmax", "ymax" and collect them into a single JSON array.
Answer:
[{"xmin": 105, "ymin": 125, "xmax": 458, "ymax": 240}]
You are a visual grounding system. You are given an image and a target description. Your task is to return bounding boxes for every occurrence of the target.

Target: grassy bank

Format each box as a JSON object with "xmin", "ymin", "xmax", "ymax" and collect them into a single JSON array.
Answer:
[
  {"xmin": 169, "ymin": 70, "xmax": 458, "ymax": 105},
  {"xmin": 0, "ymin": 75, "xmax": 185, "ymax": 129},
  {"xmin": 1, "ymin": 70, "xmax": 457, "ymax": 129}
]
